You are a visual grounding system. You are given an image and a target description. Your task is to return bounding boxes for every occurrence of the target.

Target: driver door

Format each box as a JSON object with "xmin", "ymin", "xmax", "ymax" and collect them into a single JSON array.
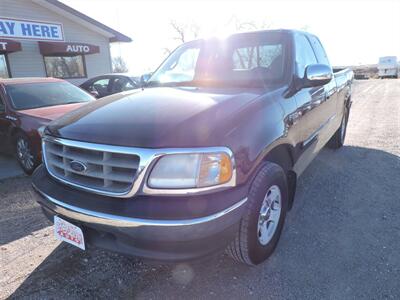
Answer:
[
  {"xmin": 292, "ymin": 33, "xmax": 333, "ymax": 175},
  {"xmin": 293, "ymin": 33, "xmax": 331, "ymax": 149}
]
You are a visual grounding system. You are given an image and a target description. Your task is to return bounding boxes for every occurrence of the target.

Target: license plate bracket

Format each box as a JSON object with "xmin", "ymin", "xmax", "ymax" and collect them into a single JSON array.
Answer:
[{"xmin": 54, "ymin": 215, "xmax": 85, "ymax": 250}]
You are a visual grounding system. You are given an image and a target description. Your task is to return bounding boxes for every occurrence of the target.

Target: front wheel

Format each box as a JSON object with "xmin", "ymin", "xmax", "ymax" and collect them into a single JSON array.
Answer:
[
  {"xmin": 227, "ymin": 162, "xmax": 288, "ymax": 265},
  {"xmin": 15, "ymin": 133, "xmax": 39, "ymax": 175}
]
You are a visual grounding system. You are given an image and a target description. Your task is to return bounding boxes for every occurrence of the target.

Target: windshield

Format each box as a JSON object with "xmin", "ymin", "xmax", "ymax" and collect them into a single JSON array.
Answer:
[
  {"xmin": 6, "ymin": 81, "xmax": 94, "ymax": 110},
  {"xmin": 148, "ymin": 32, "xmax": 288, "ymax": 88}
]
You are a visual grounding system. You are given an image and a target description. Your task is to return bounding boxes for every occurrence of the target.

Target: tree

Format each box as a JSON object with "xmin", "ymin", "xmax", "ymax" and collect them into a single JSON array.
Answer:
[
  {"xmin": 163, "ymin": 20, "xmax": 200, "ymax": 55},
  {"xmin": 112, "ymin": 56, "xmax": 129, "ymax": 73},
  {"xmin": 170, "ymin": 20, "xmax": 200, "ymax": 43},
  {"xmin": 229, "ymin": 15, "xmax": 273, "ymax": 32}
]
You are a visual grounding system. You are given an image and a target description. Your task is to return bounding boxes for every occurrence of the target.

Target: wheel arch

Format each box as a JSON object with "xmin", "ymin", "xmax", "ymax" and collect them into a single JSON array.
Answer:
[
  {"xmin": 9, "ymin": 127, "xmax": 40, "ymax": 158},
  {"xmin": 262, "ymin": 143, "xmax": 297, "ymax": 210},
  {"xmin": 9, "ymin": 126, "xmax": 25, "ymax": 142}
]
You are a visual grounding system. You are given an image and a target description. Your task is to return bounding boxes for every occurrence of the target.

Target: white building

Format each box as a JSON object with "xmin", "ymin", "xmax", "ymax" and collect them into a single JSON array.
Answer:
[{"xmin": 0, "ymin": 0, "xmax": 131, "ymax": 85}]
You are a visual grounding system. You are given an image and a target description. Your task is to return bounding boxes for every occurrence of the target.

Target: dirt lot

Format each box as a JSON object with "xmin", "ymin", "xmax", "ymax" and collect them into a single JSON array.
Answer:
[
  {"xmin": 0, "ymin": 154, "xmax": 23, "ymax": 180},
  {"xmin": 1, "ymin": 79, "xmax": 399, "ymax": 299}
]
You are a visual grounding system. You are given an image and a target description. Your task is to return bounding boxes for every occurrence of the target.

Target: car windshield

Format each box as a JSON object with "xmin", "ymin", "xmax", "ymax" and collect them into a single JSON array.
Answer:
[
  {"xmin": 6, "ymin": 81, "xmax": 94, "ymax": 110},
  {"xmin": 147, "ymin": 32, "xmax": 288, "ymax": 88}
]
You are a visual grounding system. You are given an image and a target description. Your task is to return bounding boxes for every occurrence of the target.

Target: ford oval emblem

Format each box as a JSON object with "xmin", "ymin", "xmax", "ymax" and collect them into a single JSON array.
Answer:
[{"xmin": 70, "ymin": 160, "xmax": 87, "ymax": 173}]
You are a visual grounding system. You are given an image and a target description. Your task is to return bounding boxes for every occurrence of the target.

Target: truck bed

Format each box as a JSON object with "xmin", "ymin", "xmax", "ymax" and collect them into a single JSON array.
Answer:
[{"xmin": 333, "ymin": 68, "xmax": 354, "ymax": 86}]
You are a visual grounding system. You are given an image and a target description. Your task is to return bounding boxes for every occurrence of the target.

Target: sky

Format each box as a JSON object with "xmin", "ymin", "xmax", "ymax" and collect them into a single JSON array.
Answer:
[{"xmin": 62, "ymin": 0, "xmax": 400, "ymax": 74}]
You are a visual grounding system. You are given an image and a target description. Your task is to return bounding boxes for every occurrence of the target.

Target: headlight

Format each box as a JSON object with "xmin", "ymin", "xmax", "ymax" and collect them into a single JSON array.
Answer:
[{"xmin": 148, "ymin": 152, "xmax": 234, "ymax": 189}]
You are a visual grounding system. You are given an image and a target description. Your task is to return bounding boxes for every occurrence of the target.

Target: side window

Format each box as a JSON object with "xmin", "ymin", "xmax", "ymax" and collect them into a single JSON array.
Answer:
[
  {"xmin": 124, "ymin": 81, "xmax": 135, "ymax": 90},
  {"xmin": 111, "ymin": 77, "xmax": 135, "ymax": 93},
  {"xmin": 308, "ymin": 35, "xmax": 330, "ymax": 66},
  {"xmin": 294, "ymin": 34, "xmax": 318, "ymax": 77},
  {"xmin": 90, "ymin": 78, "xmax": 110, "ymax": 97}
]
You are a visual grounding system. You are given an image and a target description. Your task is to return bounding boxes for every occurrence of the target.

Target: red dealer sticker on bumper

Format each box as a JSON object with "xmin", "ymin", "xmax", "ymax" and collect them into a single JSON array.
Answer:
[{"xmin": 54, "ymin": 216, "xmax": 85, "ymax": 250}]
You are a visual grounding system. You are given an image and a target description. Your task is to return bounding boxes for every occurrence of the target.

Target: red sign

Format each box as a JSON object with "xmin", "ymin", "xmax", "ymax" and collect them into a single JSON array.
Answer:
[
  {"xmin": 38, "ymin": 41, "xmax": 100, "ymax": 56},
  {"xmin": 0, "ymin": 39, "xmax": 22, "ymax": 53}
]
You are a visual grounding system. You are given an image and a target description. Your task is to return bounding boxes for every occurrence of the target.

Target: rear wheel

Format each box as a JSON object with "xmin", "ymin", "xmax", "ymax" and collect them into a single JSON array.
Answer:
[
  {"xmin": 227, "ymin": 162, "xmax": 288, "ymax": 265},
  {"xmin": 327, "ymin": 108, "xmax": 349, "ymax": 149},
  {"xmin": 15, "ymin": 133, "xmax": 39, "ymax": 175}
]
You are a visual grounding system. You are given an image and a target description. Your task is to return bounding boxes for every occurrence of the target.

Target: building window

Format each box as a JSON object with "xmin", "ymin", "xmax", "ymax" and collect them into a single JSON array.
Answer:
[
  {"xmin": 0, "ymin": 54, "xmax": 10, "ymax": 78},
  {"xmin": 44, "ymin": 55, "xmax": 86, "ymax": 79}
]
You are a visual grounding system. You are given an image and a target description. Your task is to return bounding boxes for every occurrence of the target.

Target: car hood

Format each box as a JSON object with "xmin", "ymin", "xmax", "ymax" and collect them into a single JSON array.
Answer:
[
  {"xmin": 46, "ymin": 87, "xmax": 268, "ymax": 148},
  {"xmin": 18, "ymin": 103, "xmax": 85, "ymax": 122}
]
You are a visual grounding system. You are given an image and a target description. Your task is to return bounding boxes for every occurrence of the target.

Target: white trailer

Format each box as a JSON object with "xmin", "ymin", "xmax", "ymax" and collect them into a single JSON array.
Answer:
[{"xmin": 378, "ymin": 56, "xmax": 399, "ymax": 78}]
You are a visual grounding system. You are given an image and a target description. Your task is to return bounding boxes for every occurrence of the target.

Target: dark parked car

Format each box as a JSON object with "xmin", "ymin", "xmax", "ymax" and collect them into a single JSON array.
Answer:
[
  {"xmin": 79, "ymin": 74, "xmax": 140, "ymax": 98},
  {"xmin": 0, "ymin": 78, "xmax": 94, "ymax": 174},
  {"xmin": 33, "ymin": 30, "xmax": 353, "ymax": 265}
]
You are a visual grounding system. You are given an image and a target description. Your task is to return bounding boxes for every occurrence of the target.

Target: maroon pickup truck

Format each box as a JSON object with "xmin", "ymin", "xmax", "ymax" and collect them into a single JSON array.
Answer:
[
  {"xmin": 0, "ymin": 78, "xmax": 94, "ymax": 174},
  {"xmin": 33, "ymin": 30, "xmax": 353, "ymax": 265}
]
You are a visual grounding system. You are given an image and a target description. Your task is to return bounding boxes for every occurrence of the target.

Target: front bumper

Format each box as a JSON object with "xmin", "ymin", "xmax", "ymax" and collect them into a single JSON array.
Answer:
[{"xmin": 32, "ymin": 165, "xmax": 248, "ymax": 261}]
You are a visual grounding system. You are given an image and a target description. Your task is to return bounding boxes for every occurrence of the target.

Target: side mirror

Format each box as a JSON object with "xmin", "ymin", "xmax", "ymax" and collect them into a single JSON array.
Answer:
[
  {"xmin": 303, "ymin": 64, "xmax": 333, "ymax": 87},
  {"xmin": 140, "ymin": 73, "xmax": 152, "ymax": 85}
]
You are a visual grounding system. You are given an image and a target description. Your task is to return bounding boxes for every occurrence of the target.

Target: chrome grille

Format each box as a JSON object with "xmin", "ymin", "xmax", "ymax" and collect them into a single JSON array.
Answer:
[{"xmin": 43, "ymin": 138, "xmax": 140, "ymax": 195}]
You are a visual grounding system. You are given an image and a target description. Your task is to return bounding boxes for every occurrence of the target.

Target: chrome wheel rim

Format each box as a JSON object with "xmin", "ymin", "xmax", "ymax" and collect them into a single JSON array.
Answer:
[
  {"xmin": 17, "ymin": 138, "xmax": 34, "ymax": 170},
  {"xmin": 257, "ymin": 185, "xmax": 282, "ymax": 246}
]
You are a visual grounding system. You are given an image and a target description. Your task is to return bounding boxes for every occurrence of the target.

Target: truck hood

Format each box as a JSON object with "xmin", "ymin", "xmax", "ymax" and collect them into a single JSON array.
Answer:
[
  {"xmin": 18, "ymin": 103, "xmax": 85, "ymax": 122},
  {"xmin": 47, "ymin": 87, "xmax": 266, "ymax": 148}
]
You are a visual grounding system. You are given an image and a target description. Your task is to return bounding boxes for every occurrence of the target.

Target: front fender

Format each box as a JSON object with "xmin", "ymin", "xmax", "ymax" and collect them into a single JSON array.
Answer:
[{"xmin": 223, "ymin": 87, "xmax": 297, "ymax": 186}]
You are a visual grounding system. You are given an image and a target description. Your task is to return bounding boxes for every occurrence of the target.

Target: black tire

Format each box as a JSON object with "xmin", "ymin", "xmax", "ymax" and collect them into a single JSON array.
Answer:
[
  {"xmin": 14, "ymin": 132, "xmax": 39, "ymax": 175},
  {"xmin": 327, "ymin": 108, "xmax": 349, "ymax": 149},
  {"xmin": 227, "ymin": 162, "xmax": 288, "ymax": 265}
]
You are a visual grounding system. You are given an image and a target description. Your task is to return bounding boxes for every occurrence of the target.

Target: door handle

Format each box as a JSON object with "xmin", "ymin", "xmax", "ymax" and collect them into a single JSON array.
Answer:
[{"xmin": 5, "ymin": 115, "xmax": 17, "ymax": 121}]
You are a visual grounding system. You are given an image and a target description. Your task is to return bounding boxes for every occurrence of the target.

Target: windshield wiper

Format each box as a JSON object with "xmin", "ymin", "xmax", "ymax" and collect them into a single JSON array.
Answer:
[
  {"xmin": 146, "ymin": 80, "xmax": 210, "ymax": 88},
  {"xmin": 146, "ymin": 79, "xmax": 268, "ymax": 89}
]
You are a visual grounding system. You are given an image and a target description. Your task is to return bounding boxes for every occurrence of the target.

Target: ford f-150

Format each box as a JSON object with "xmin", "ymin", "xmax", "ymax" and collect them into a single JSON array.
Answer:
[{"xmin": 32, "ymin": 30, "xmax": 353, "ymax": 265}]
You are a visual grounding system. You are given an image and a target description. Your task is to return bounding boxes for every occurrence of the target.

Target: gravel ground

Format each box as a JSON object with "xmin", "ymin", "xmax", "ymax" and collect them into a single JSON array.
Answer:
[
  {"xmin": 0, "ymin": 154, "xmax": 23, "ymax": 180},
  {"xmin": 1, "ymin": 79, "xmax": 399, "ymax": 299}
]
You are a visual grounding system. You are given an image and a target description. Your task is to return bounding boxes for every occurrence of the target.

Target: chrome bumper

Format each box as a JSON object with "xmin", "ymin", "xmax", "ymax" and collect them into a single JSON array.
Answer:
[
  {"xmin": 33, "ymin": 183, "xmax": 247, "ymax": 229},
  {"xmin": 32, "ymin": 164, "xmax": 248, "ymax": 261}
]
